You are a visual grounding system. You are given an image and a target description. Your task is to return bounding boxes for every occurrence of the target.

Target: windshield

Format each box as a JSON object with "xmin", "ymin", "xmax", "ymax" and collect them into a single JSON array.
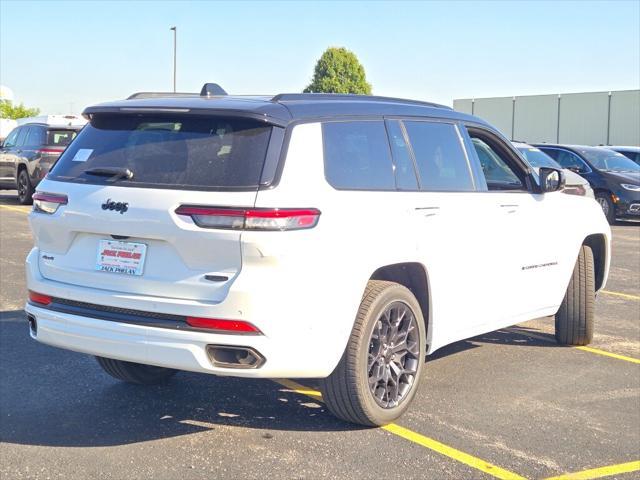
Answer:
[
  {"xmin": 517, "ymin": 147, "xmax": 561, "ymax": 169},
  {"xmin": 579, "ymin": 148, "xmax": 640, "ymax": 173},
  {"xmin": 49, "ymin": 114, "xmax": 273, "ymax": 190}
]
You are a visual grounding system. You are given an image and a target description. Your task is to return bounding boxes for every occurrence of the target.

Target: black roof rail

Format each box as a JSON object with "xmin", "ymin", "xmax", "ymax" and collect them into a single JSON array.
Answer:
[
  {"xmin": 127, "ymin": 84, "xmax": 228, "ymax": 100},
  {"xmin": 127, "ymin": 92, "xmax": 198, "ymax": 100},
  {"xmin": 271, "ymin": 93, "xmax": 452, "ymax": 110}
]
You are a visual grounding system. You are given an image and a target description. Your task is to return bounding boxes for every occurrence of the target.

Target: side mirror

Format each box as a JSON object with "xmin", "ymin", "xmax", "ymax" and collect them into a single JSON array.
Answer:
[{"xmin": 539, "ymin": 167, "xmax": 565, "ymax": 193}]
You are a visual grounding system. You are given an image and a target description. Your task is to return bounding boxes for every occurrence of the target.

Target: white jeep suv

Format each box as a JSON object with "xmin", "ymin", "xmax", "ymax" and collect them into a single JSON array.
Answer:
[{"xmin": 25, "ymin": 86, "xmax": 611, "ymax": 426}]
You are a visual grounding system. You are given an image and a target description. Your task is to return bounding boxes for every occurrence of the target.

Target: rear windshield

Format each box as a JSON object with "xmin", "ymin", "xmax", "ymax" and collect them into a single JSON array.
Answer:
[
  {"xmin": 46, "ymin": 129, "xmax": 78, "ymax": 147},
  {"xmin": 49, "ymin": 114, "xmax": 273, "ymax": 190}
]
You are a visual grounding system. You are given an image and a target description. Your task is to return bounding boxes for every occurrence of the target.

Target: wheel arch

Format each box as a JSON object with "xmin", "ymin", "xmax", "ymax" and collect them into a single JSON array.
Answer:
[
  {"xmin": 582, "ymin": 233, "xmax": 608, "ymax": 291},
  {"xmin": 369, "ymin": 262, "xmax": 432, "ymax": 347}
]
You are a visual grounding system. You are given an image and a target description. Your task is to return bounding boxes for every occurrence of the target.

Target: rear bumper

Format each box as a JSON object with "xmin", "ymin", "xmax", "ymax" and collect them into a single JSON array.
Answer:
[
  {"xmin": 25, "ymin": 303, "xmax": 331, "ymax": 378},
  {"xmin": 24, "ymin": 247, "xmax": 357, "ymax": 379}
]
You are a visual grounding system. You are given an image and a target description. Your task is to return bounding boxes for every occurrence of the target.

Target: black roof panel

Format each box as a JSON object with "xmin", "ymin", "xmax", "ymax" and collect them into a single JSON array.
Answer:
[{"xmin": 83, "ymin": 93, "xmax": 485, "ymax": 127}]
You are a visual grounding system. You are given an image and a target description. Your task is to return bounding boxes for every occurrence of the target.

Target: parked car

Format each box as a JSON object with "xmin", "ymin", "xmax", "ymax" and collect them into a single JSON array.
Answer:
[
  {"xmin": 25, "ymin": 85, "xmax": 610, "ymax": 426},
  {"xmin": 605, "ymin": 146, "xmax": 640, "ymax": 165},
  {"xmin": 512, "ymin": 142, "xmax": 594, "ymax": 198},
  {"xmin": 533, "ymin": 144, "xmax": 640, "ymax": 223},
  {"xmin": 0, "ymin": 121, "xmax": 82, "ymax": 204}
]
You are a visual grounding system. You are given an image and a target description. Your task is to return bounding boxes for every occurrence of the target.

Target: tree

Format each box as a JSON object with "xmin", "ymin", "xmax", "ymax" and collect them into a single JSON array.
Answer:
[
  {"xmin": 304, "ymin": 47, "xmax": 372, "ymax": 95},
  {"xmin": 0, "ymin": 100, "xmax": 40, "ymax": 119}
]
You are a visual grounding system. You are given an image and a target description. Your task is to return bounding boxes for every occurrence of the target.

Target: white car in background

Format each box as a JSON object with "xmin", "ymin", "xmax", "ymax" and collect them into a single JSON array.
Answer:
[{"xmin": 513, "ymin": 142, "xmax": 594, "ymax": 198}]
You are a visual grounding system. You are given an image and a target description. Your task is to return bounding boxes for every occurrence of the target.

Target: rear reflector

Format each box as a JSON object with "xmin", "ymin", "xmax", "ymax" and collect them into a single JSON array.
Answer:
[
  {"xmin": 29, "ymin": 290, "xmax": 52, "ymax": 306},
  {"xmin": 175, "ymin": 206, "xmax": 321, "ymax": 231},
  {"xmin": 186, "ymin": 316, "xmax": 262, "ymax": 334},
  {"xmin": 33, "ymin": 192, "xmax": 68, "ymax": 214}
]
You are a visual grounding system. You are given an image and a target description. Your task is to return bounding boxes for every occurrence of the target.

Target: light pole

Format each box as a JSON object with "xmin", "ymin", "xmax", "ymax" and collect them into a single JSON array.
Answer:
[{"xmin": 170, "ymin": 26, "xmax": 177, "ymax": 92}]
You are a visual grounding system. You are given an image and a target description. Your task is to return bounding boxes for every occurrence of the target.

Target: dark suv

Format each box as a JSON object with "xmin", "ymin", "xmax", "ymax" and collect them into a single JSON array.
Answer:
[
  {"xmin": 0, "ymin": 123, "xmax": 81, "ymax": 204},
  {"xmin": 533, "ymin": 144, "xmax": 640, "ymax": 223}
]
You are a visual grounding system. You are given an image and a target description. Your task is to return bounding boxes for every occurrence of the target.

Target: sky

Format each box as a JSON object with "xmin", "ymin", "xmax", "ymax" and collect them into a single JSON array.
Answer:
[{"xmin": 1, "ymin": 0, "xmax": 639, "ymax": 114}]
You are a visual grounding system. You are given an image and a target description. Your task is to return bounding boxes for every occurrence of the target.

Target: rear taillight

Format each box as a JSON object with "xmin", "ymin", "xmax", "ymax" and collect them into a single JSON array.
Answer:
[
  {"xmin": 175, "ymin": 206, "xmax": 321, "ymax": 231},
  {"xmin": 28, "ymin": 290, "xmax": 52, "ymax": 306},
  {"xmin": 36, "ymin": 148, "xmax": 63, "ymax": 155},
  {"xmin": 33, "ymin": 192, "xmax": 68, "ymax": 214},
  {"xmin": 186, "ymin": 317, "xmax": 262, "ymax": 334}
]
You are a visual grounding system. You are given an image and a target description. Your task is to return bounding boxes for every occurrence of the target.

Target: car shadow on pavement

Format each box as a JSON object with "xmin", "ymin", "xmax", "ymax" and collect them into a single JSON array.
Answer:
[
  {"xmin": 426, "ymin": 325, "xmax": 559, "ymax": 364},
  {"xmin": 0, "ymin": 310, "xmax": 565, "ymax": 448},
  {"xmin": 0, "ymin": 191, "xmax": 21, "ymax": 206},
  {"xmin": 0, "ymin": 310, "xmax": 364, "ymax": 449}
]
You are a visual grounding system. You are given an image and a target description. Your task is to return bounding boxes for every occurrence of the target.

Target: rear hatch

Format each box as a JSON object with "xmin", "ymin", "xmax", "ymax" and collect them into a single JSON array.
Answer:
[{"xmin": 31, "ymin": 113, "xmax": 281, "ymax": 302}]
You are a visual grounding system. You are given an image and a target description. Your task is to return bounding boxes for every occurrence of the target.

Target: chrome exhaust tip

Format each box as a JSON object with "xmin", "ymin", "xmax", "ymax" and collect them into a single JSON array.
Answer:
[
  {"xmin": 27, "ymin": 314, "xmax": 37, "ymax": 337},
  {"xmin": 206, "ymin": 345, "xmax": 265, "ymax": 369}
]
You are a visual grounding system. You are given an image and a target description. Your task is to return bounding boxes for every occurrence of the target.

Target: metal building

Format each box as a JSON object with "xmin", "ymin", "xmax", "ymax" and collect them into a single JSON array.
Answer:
[{"xmin": 453, "ymin": 89, "xmax": 640, "ymax": 146}]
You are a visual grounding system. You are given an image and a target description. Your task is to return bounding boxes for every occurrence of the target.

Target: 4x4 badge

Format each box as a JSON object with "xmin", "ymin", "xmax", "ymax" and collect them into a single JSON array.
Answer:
[{"xmin": 102, "ymin": 199, "xmax": 129, "ymax": 214}]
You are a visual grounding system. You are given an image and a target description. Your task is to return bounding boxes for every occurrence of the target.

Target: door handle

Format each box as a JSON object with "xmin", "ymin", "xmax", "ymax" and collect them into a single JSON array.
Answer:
[
  {"xmin": 415, "ymin": 206, "xmax": 440, "ymax": 217},
  {"xmin": 500, "ymin": 204, "xmax": 519, "ymax": 213}
]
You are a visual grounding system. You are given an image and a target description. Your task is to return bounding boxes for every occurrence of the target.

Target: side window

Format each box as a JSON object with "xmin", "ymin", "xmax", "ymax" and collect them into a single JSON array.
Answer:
[
  {"xmin": 385, "ymin": 120, "xmax": 418, "ymax": 190},
  {"xmin": 468, "ymin": 134, "xmax": 526, "ymax": 191},
  {"xmin": 2, "ymin": 128, "xmax": 20, "ymax": 148},
  {"xmin": 322, "ymin": 121, "xmax": 395, "ymax": 190},
  {"xmin": 25, "ymin": 126, "xmax": 45, "ymax": 147},
  {"xmin": 403, "ymin": 121, "xmax": 474, "ymax": 191},
  {"xmin": 547, "ymin": 149, "xmax": 589, "ymax": 173},
  {"xmin": 15, "ymin": 127, "xmax": 28, "ymax": 147}
]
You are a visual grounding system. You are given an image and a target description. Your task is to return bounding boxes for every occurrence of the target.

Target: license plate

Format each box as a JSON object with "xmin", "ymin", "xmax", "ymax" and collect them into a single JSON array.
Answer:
[{"xmin": 96, "ymin": 240, "xmax": 147, "ymax": 276}]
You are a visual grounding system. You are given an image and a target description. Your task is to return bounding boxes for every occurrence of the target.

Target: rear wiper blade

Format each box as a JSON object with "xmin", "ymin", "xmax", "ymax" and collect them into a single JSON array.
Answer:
[{"xmin": 84, "ymin": 167, "xmax": 133, "ymax": 180}]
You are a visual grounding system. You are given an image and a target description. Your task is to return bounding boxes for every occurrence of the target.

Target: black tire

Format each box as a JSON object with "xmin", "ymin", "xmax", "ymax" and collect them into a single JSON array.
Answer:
[
  {"xmin": 95, "ymin": 356, "xmax": 177, "ymax": 385},
  {"xmin": 595, "ymin": 192, "xmax": 615, "ymax": 224},
  {"xmin": 17, "ymin": 169, "xmax": 34, "ymax": 205},
  {"xmin": 555, "ymin": 245, "xmax": 595, "ymax": 346},
  {"xmin": 320, "ymin": 280, "xmax": 426, "ymax": 426}
]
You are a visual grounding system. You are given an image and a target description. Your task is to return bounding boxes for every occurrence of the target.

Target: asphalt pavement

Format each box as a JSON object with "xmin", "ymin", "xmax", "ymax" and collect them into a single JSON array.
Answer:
[{"xmin": 1, "ymin": 191, "xmax": 638, "ymax": 480}]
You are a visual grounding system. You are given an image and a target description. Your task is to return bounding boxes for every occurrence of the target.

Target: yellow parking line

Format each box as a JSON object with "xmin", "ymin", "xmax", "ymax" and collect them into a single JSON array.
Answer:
[
  {"xmin": 0, "ymin": 204, "xmax": 30, "ymax": 214},
  {"xmin": 545, "ymin": 460, "xmax": 640, "ymax": 479},
  {"xmin": 381, "ymin": 423, "xmax": 526, "ymax": 479},
  {"xmin": 601, "ymin": 290, "xmax": 640, "ymax": 301},
  {"xmin": 575, "ymin": 346, "xmax": 640, "ymax": 365},
  {"xmin": 273, "ymin": 379, "xmax": 526, "ymax": 480},
  {"xmin": 511, "ymin": 331, "xmax": 640, "ymax": 365}
]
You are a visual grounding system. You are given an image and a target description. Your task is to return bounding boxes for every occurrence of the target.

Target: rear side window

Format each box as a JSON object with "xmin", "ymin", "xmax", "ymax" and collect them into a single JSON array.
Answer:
[
  {"xmin": 47, "ymin": 129, "xmax": 78, "ymax": 147},
  {"xmin": 403, "ymin": 121, "xmax": 474, "ymax": 191},
  {"xmin": 322, "ymin": 121, "xmax": 395, "ymax": 190},
  {"xmin": 15, "ymin": 127, "xmax": 28, "ymax": 147},
  {"xmin": 49, "ymin": 115, "xmax": 273, "ymax": 190},
  {"xmin": 25, "ymin": 126, "xmax": 46, "ymax": 146}
]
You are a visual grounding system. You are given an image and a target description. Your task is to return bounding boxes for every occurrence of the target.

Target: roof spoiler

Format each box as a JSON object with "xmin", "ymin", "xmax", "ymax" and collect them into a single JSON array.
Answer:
[{"xmin": 127, "ymin": 83, "xmax": 228, "ymax": 100}]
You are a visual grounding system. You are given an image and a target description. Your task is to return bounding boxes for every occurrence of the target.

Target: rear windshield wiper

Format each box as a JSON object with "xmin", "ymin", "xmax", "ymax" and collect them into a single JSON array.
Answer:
[{"xmin": 84, "ymin": 167, "xmax": 134, "ymax": 181}]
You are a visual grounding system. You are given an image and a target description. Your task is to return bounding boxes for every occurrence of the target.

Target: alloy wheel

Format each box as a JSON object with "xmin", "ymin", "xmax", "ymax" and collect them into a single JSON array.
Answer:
[
  {"xmin": 17, "ymin": 172, "xmax": 27, "ymax": 202},
  {"xmin": 367, "ymin": 301, "xmax": 420, "ymax": 409}
]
